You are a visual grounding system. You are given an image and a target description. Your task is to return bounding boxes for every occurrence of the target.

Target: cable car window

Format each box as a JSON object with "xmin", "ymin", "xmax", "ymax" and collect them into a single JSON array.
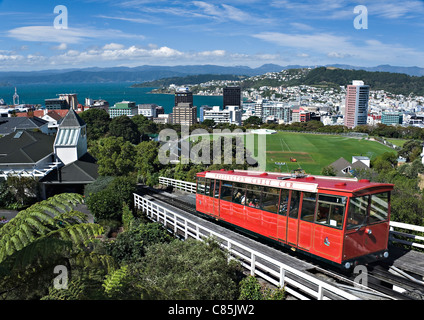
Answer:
[
  {"xmin": 213, "ymin": 180, "xmax": 220, "ymax": 198},
  {"xmin": 261, "ymin": 187, "xmax": 280, "ymax": 214},
  {"xmin": 204, "ymin": 178, "xmax": 211, "ymax": 196},
  {"xmin": 232, "ymin": 183, "xmax": 246, "ymax": 204},
  {"xmin": 316, "ymin": 195, "xmax": 346, "ymax": 229},
  {"xmin": 288, "ymin": 191, "xmax": 300, "ymax": 219},
  {"xmin": 220, "ymin": 181, "xmax": 233, "ymax": 201},
  {"xmin": 300, "ymin": 192, "xmax": 317, "ymax": 222},
  {"xmin": 245, "ymin": 185, "xmax": 262, "ymax": 208},
  {"xmin": 369, "ymin": 192, "xmax": 389, "ymax": 223},
  {"xmin": 197, "ymin": 177, "xmax": 206, "ymax": 195},
  {"xmin": 347, "ymin": 195, "xmax": 369, "ymax": 229},
  {"xmin": 279, "ymin": 189, "xmax": 290, "ymax": 216}
]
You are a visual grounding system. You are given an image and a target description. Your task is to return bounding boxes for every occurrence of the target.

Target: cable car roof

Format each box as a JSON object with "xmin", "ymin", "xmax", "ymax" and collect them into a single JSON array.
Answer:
[{"xmin": 196, "ymin": 169, "xmax": 394, "ymax": 194}]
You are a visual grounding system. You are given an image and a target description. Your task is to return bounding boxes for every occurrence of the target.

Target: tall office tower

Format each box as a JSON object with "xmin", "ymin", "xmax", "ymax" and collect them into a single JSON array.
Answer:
[
  {"xmin": 344, "ymin": 80, "xmax": 370, "ymax": 129},
  {"xmin": 173, "ymin": 103, "xmax": 197, "ymax": 126},
  {"xmin": 174, "ymin": 87, "xmax": 193, "ymax": 106},
  {"xmin": 223, "ymin": 86, "xmax": 241, "ymax": 108}
]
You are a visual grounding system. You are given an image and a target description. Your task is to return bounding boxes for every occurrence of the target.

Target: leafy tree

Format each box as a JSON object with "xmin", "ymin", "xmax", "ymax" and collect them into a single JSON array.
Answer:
[
  {"xmin": 321, "ymin": 165, "xmax": 336, "ymax": 176},
  {"xmin": 109, "ymin": 115, "xmax": 140, "ymax": 144},
  {"xmin": 0, "ymin": 176, "xmax": 39, "ymax": 209},
  {"xmin": 85, "ymin": 176, "xmax": 136, "ymax": 222},
  {"xmin": 202, "ymin": 119, "xmax": 216, "ymax": 127},
  {"xmin": 243, "ymin": 116, "xmax": 262, "ymax": 126},
  {"xmin": 131, "ymin": 114, "xmax": 158, "ymax": 140},
  {"xmin": 90, "ymin": 136, "xmax": 136, "ymax": 176},
  {"xmin": 371, "ymin": 152, "xmax": 398, "ymax": 172},
  {"xmin": 135, "ymin": 140, "xmax": 164, "ymax": 185},
  {"xmin": 130, "ymin": 238, "xmax": 241, "ymax": 300},
  {"xmin": 105, "ymin": 220, "xmax": 173, "ymax": 264},
  {"xmin": 80, "ymin": 108, "xmax": 111, "ymax": 140},
  {"xmin": 398, "ymin": 140, "xmax": 422, "ymax": 162}
]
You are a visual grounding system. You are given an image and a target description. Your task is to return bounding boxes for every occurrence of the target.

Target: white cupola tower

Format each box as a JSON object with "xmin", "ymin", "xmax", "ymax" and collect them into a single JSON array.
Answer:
[{"xmin": 54, "ymin": 109, "xmax": 87, "ymax": 165}]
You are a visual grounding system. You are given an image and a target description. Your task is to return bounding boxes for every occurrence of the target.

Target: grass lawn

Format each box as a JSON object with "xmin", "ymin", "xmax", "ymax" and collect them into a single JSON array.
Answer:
[
  {"xmin": 385, "ymin": 138, "xmax": 409, "ymax": 148},
  {"xmin": 252, "ymin": 132, "xmax": 395, "ymax": 175}
]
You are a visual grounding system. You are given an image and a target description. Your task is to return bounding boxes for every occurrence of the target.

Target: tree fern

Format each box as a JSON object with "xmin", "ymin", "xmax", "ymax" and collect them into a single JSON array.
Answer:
[
  {"xmin": 102, "ymin": 265, "xmax": 129, "ymax": 298},
  {"xmin": 0, "ymin": 193, "xmax": 95, "ymax": 263}
]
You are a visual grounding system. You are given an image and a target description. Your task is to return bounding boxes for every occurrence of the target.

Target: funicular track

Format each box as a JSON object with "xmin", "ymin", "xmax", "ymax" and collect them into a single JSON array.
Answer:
[{"xmin": 136, "ymin": 185, "xmax": 424, "ymax": 300}]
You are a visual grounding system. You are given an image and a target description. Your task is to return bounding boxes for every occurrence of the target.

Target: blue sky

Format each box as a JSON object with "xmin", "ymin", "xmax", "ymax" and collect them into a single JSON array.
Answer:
[{"xmin": 0, "ymin": 0, "xmax": 423, "ymax": 71}]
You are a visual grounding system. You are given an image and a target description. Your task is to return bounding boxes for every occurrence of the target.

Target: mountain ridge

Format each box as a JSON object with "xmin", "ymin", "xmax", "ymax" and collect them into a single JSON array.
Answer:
[{"xmin": 0, "ymin": 64, "xmax": 423, "ymax": 85}]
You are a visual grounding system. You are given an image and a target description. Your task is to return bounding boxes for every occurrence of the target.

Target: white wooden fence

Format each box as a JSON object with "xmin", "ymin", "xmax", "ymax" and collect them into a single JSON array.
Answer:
[
  {"xmin": 159, "ymin": 176, "xmax": 197, "ymax": 193},
  {"xmin": 134, "ymin": 193, "xmax": 361, "ymax": 300},
  {"xmin": 389, "ymin": 221, "xmax": 424, "ymax": 250}
]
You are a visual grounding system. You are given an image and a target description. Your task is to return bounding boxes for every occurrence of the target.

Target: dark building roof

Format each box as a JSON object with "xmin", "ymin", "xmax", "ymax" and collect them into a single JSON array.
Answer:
[
  {"xmin": 0, "ymin": 130, "xmax": 55, "ymax": 165},
  {"xmin": 0, "ymin": 117, "xmax": 48, "ymax": 135},
  {"xmin": 60, "ymin": 108, "xmax": 86, "ymax": 128},
  {"xmin": 329, "ymin": 157, "xmax": 370, "ymax": 177},
  {"xmin": 40, "ymin": 153, "xmax": 98, "ymax": 184}
]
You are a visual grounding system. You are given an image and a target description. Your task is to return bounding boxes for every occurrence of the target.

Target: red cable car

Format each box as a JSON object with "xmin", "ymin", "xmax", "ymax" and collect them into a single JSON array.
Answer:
[{"xmin": 195, "ymin": 169, "xmax": 394, "ymax": 269}]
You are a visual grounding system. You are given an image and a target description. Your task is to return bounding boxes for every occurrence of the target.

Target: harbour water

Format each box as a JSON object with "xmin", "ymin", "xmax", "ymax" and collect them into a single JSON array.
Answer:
[{"xmin": 0, "ymin": 82, "xmax": 223, "ymax": 115}]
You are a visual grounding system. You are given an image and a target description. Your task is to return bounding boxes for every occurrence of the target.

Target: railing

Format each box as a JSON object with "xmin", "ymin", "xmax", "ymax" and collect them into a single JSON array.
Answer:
[
  {"xmin": 158, "ymin": 177, "xmax": 424, "ymax": 251},
  {"xmin": 159, "ymin": 176, "xmax": 197, "ymax": 193},
  {"xmin": 389, "ymin": 221, "xmax": 424, "ymax": 250},
  {"xmin": 134, "ymin": 193, "xmax": 361, "ymax": 300}
]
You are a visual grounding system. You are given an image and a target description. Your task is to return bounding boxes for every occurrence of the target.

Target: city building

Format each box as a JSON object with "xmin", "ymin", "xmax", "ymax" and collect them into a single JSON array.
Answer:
[
  {"xmin": 344, "ymin": 80, "xmax": 370, "ymax": 129},
  {"xmin": 59, "ymin": 94, "xmax": 79, "ymax": 110},
  {"xmin": 381, "ymin": 111, "xmax": 403, "ymax": 126},
  {"xmin": 174, "ymin": 87, "xmax": 193, "ymax": 106},
  {"xmin": 223, "ymin": 86, "xmax": 242, "ymax": 108},
  {"xmin": 292, "ymin": 109, "xmax": 311, "ymax": 123},
  {"xmin": 254, "ymin": 101, "xmax": 294, "ymax": 123},
  {"xmin": 172, "ymin": 102, "xmax": 197, "ymax": 126},
  {"xmin": 87, "ymin": 99, "xmax": 109, "ymax": 112},
  {"xmin": 108, "ymin": 101, "xmax": 138, "ymax": 118},
  {"xmin": 200, "ymin": 105, "xmax": 213, "ymax": 123},
  {"xmin": 153, "ymin": 113, "xmax": 173, "ymax": 124},
  {"xmin": 45, "ymin": 98, "xmax": 69, "ymax": 110},
  {"xmin": 45, "ymin": 94, "xmax": 79, "ymax": 111},
  {"xmin": 203, "ymin": 105, "xmax": 242, "ymax": 125},
  {"xmin": 138, "ymin": 104, "xmax": 158, "ymax": 119}
]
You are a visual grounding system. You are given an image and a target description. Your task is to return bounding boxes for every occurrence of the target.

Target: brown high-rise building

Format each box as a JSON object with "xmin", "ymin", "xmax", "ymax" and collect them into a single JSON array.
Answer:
[
  {"xmin": 223, "ymin": 86, "xmax": 241, "ymax": 108},
  {"xmin": 172, "ymin": 103, "xmax": 197, "ymax": 126}
]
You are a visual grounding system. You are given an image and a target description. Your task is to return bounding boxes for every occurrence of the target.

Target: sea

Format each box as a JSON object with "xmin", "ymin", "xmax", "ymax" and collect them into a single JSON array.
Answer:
[{"xmin": 0, "ymin": 82, "xmax": 224, "ymax": 116}]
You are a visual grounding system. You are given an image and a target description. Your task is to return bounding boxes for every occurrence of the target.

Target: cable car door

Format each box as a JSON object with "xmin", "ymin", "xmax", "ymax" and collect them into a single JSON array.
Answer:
[
  {"xmin": 287, "ymin": 191, "xmax": 300, "ymax": 247},
  {"xmin": 209, "ymin": 179, "xmax": 220, "ymax": 218}
]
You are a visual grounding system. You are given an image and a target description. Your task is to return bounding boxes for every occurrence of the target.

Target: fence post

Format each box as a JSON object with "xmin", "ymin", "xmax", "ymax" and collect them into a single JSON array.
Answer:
[{"xmin": 250, "ymin": 253, "xmax": 256, "ymax": 276}]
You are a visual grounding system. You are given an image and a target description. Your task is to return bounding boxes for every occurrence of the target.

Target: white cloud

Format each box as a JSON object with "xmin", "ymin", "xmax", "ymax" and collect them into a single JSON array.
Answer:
[
  {"xmin": 7, "ymin": 26, "xmax": 145, "ymax": 44},
  {"xmin": 54, "ymin": 43, "xmax": 68, "ymax": 50},
  {"xmin": 253, "ymin": 31, "xmax": 424, "ymax": 66},
  {"xmin": 103, "ymin": 43, "xmax": 125, "ymax": 50}
]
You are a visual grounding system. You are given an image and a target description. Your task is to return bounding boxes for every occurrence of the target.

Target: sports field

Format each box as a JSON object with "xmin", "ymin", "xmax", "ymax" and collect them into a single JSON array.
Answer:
[{"xmin": 257, "ymin": 132, "xmax": 395, "ymax": 175}]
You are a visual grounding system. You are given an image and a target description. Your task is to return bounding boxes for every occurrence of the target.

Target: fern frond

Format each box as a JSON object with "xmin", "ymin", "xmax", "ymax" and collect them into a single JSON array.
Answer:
[{"xmin": 102, "ymin": 265, "xmax": 128, "ymax": 296}]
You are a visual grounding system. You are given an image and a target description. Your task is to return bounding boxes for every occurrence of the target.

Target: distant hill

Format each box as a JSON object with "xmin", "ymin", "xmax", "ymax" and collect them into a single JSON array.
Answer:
[
  {"xmin": 131, "ymin": 74, "xmax": 247, "ymax": 88},
  {"xmin": 0, "ymin": 64, "xmax": 284, "ymax": 86},
  {"xmin": 297, "ymin": 67, "xmax": 424, "ymax": 96},
  {"xmin": 0, "ymin": 63, "xmax": 423, "ymax": 85}
]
